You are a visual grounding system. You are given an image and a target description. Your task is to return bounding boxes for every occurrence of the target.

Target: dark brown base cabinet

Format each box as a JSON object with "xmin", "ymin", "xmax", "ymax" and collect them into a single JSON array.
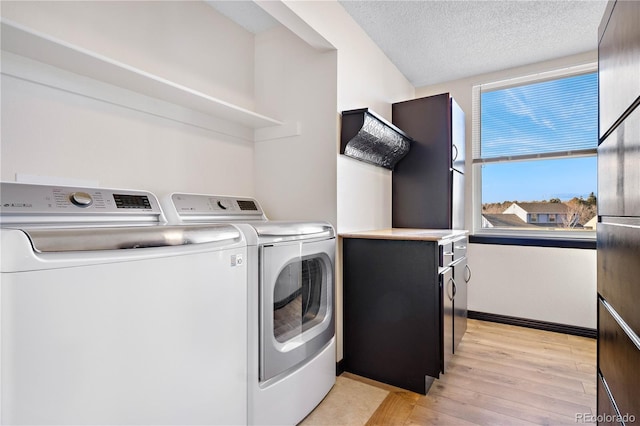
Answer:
[
  {"xmin": 342, "ymin": 236, "xmax": 468, "ymax": 394},
  {"xmin": 453, "ymin": 254, "xmax": 469, "ymax": 354}
]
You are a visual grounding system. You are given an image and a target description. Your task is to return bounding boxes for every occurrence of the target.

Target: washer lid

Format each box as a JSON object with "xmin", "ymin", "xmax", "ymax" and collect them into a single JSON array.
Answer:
[
  {"xmin": 22, "ymin": 224, "xmax": 241, "ymax": 252},
  {"xmin": 251, "ymin": 221, "xmax": 334, "ymax": 239}
]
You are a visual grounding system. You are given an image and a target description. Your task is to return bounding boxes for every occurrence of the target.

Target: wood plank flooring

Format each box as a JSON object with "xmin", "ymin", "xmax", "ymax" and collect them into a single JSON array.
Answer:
[{"xmin": 342, "ymin": 319, "xmax": 596, "ymax": 425}]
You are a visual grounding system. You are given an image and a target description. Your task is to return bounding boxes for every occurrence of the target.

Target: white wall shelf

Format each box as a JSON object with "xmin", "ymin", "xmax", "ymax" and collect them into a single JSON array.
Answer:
[{"xmin": 1, "ymin": 19, "xmax": 297, "ymax": 140}]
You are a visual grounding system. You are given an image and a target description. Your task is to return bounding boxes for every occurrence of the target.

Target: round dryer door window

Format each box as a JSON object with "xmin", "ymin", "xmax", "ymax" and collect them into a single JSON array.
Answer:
[{"xmin": 260, "ymin": 239, "xmax": 335, "ymax": 382}]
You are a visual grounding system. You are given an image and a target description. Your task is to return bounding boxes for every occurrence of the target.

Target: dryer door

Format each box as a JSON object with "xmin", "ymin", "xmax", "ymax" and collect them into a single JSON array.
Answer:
[{"xmin": 260, "ymin": 238, "xmax": 335, "ymax": 382}]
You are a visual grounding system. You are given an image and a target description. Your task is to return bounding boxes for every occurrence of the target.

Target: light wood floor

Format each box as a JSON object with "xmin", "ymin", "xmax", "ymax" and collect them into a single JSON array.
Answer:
[{"xmin": 343, "ymin": 319, "xmax": 597, "ymax": 425}]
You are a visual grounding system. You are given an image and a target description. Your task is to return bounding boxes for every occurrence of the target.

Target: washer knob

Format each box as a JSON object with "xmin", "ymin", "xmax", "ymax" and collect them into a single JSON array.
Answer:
[{"xmin": 69, "ymin": 191, "xmax": 93, "ymax": 207}]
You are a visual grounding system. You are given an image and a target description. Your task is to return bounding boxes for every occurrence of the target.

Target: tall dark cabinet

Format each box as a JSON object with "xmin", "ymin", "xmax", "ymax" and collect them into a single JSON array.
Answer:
[
  {"xmin": 597, "ymin": 0, "xmax": 640, "ymax": 423},
  {"xmin": 390, "ymin": 94, "xmax": 469, "ymax": 382},
  {"xmin": 392, "ymin": 93, "xmax": 465, "ymax": 230}
]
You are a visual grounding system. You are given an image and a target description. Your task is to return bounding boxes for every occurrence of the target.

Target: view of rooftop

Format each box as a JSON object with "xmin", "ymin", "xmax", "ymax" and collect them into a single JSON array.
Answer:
[{"xmin": 482, "ymin": 195, "xmax": 596, "ymax": 230}]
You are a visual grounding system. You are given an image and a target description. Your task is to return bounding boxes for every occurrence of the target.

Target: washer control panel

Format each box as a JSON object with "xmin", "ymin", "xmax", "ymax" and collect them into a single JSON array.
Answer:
[
  {"xmin": 69, "ymin": 191, "xmax": 94, "ymax": 207},
  {"xmin": 0, "ymin": 182, "xmax": 163, "ymax": 224}
]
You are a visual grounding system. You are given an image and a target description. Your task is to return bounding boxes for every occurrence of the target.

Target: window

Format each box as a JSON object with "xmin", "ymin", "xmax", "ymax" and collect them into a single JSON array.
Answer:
[{"xmin": 472, "ymin": 65, "xmax": 598, "ymax": 240}]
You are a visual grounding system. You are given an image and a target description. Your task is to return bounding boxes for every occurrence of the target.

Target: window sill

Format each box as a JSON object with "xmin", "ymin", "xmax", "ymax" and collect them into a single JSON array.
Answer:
[{"xmin": 469, "ymin": 234, "xmax": 596, "ymax": 249}]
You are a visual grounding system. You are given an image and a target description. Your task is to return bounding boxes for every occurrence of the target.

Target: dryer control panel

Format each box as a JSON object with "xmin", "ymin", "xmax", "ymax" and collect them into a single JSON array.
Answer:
[{"xmin": 164, "ymin": 193, "xmax": 266, "ymax": 223}]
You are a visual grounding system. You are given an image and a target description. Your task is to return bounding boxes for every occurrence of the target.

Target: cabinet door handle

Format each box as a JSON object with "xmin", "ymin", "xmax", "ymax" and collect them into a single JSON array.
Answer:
[
  {"xmin": 452, "ymin": 144, "xmax": 459, "ymax": 162},
  {"xmin": 447, "ymin": 277, "xmax": 457, "ymax": 301},
  {"xmin": 465, "ymin": 264, "xmax": 472, "ymax": 283}
]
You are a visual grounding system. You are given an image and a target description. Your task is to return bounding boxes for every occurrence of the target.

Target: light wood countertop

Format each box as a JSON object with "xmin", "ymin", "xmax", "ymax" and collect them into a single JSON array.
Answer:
[{"xmin": 339, "ymin": 228, "xmax": 469, "ymax": 242}]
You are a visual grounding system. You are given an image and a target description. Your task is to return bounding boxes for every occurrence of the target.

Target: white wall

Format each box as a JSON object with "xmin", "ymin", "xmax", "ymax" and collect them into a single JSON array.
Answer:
[
  {"xmin": 253, "ymin": 26, "xmax": 338, "ymax": 224},
  {"xmin": 1, "ymin": 1, "xmax": 256, "ymax": 109},
  {"xmin": 416, "ymin": 52, "xmax": 598, "ymax": 328},
  {"xmin": 1, "ymin": 71, "xmax": 255, "ymax": 196},
  {"xmin": 281, "ymin": 0, "xmax": 415, "ymax": 234},
  {"xmin": 468, "ymin": 244, "xmax": 596, "ymax": 328},
  {"xmin": 1, "ymin": 1, "xmax": 257, "ymax": 197}
]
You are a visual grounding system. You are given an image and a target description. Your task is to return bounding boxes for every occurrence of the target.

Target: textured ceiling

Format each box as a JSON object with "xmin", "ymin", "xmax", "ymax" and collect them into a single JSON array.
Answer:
[
  {"xmin": 339, "ymin": 0, "xmax": 608, "ymax": 87},
  {"xmin": 207, "ymin": 0, "xmax": 608, "ymax": 88}
]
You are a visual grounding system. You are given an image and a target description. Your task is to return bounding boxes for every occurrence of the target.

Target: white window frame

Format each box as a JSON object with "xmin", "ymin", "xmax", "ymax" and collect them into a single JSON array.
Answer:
[{"xmin": 471, "ymin": 63, "xmax": 598, "ymax": 240}]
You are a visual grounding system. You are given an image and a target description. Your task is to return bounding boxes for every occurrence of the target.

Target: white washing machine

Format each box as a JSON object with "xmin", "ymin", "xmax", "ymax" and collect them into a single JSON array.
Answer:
[
  {"xmin": 163, "ymin": 193, "xmax": 336, "ymax": 426},
  {"xmin": 0, "ymin": 182, "xmax": 248, "ymax": 425}
]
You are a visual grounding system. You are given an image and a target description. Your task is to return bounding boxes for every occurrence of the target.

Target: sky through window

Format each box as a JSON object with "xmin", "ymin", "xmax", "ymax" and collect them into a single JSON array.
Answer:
[{"xmin": 480, "ymin": 72, "xmax": 598, "ymax": 203}]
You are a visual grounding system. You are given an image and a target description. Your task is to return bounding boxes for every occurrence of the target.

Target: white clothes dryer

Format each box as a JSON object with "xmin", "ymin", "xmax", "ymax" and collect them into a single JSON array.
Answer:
[
  {"xmin": 163, "ymin": 193, "xmax": 336, "ymax": 426},
  {"xmin": 0, "ymin": 182, "xmax": 248, "ymax": 425}
]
